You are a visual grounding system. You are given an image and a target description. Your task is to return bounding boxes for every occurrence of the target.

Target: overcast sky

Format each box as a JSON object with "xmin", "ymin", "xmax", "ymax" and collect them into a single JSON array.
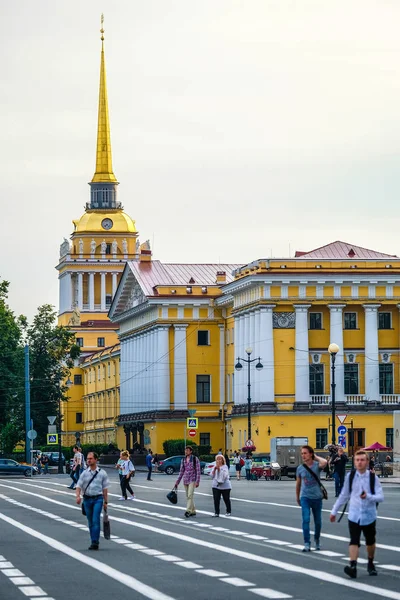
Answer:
[{"xmin": 2, "ymin": 1, "xmax": 400, "ymax": 319}]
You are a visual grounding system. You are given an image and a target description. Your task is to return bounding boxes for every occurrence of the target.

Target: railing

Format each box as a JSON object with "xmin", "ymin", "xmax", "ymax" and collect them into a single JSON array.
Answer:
[
  {"xmin": 345, "ymin": 395, "xmax": 366, "ymax": 404},
  {"xmin": 379, "ymin": 394, "xmax": 400, "ymax": 404},
  {"xmin": 310, "ymin": 395, "xmax": 330, "ymax": 405}
]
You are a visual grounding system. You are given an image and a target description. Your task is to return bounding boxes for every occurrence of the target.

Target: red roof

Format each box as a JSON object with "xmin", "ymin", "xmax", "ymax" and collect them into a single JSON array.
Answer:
[
  {"xmin": 294, "ymin": 241, "xmax": 397, "ymax": 260},
  {"xmin": 129, "ymin": 260, "xmax": 242, "ymax": 296}
]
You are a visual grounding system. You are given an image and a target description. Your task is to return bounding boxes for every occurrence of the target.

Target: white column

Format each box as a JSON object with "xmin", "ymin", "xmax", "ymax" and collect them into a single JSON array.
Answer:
[
  {"xmin": 77, "ymin": 273, "xmax": 83, "ymax": 310},
  {"xmin": 328, "ymin": 304, "xmax": 346, "ymax": 402},
  {"xmin": 101, "ymin": 273, "xmax": 106, "ymax": 310},
  {"xmin": 233, "ymin": 314, "xmax": 244, "ymax": 404},
  {"xmin": 120, "ymin": 338, "xmax": 128, "ymax": 414},
  {"xmin": 158, "ymin": 326, "xmax": 170, "ymax": 409},
  {"xmin": 254, "ymin": 309, "xmax": 261, "ymax": 403},
  {"xmin": 218, "ymin": 324, "xmax": 225, "ymax": 406},
  {"xmin": 174, "ymin": 325, "xmax": 188, "ymax": 409},
  {"xmin": 149, "ymin": 329, "xmax": 156, "ymax": 409},
  {"xmin": 364, "ymin": 304, "xmax": 381, "ymax": 401},
  {"xmin": 131, "ymin": 335, "xmax": 138, "ymax": 410},
  {"xmin": 89, "ymin": 273, "xmax": 95, "ymax": 311},
  {"xmin": 243, "ymin": 313, "xmax": 250, "ymax": 351},
  {"xmin": 294, "ymin": 305, "xmax": 311, "ymax": 402},
  {"xmin": 137, "ymin": 334, "xmax": 144, "ymax": 410},
  {"xmin": 143, "ymin": 331, "xmax": 149, "ymax": 408},
  {"xmin": 112, "ymin": 273, "xmax": 118, "ymax": 297},
  {"xmin": 259, "ymin": 305, "xmax": 276, "ymax": 402}
]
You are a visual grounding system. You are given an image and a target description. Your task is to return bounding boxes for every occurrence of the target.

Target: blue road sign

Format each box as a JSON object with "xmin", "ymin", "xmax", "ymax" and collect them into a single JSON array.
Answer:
[
  {"xmin": 47, "ymin": 433, "xmax": 58, "ymax": 445},
  {"xmin": 187, "ymin": 418, "xmax": 198, "ymax": 429},
  {"xmin": 338, "ymin": 425, "xmax": 347, "ymax": 436},
  {"xmin": 338, "ymin": 435, "xmax": 346, "ymax": 448}
]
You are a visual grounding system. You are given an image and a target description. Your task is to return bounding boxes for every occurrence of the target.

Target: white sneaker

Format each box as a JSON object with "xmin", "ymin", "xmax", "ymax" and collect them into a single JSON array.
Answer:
[
  {"xmin": 118, "ymin": 497, "xmax": 126, "ymax": 501},
  {"xmin": 225, "ymin": 513, "xmax": 231, "ymax": 516},
  {"xmin": 212, "ymin": 514, "xmax": 219, "ymax": 518},
  {"xmin": 128, "ymin": 495, "xmax": 135, "ymax": 501}
]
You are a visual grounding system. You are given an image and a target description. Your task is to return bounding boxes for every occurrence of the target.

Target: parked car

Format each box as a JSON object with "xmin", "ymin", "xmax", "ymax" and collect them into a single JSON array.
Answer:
[
  {"xmin": 0, "ymin": 458, "xmax": 38, "ymax": 477},
  {"xmin": 42, "ymin": 452, "xmax": 66, "ymax": 466},
  {"xmin": 203, "ymin": 461, "xmax": 246, "ymax": 478},
  {"xmin": 158, "ymin": 455, "xmax": 206, "ymax": 475}
]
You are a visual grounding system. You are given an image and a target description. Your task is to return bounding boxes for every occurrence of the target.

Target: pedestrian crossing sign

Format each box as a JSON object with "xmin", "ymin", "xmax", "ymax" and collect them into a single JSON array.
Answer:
[
  {"xmin": 47, "ymin": 434, "xmax": 58, "ymax": 445},
  {"xmin": 187, "ymin": 418, "xmax": 198, "ymax": 429}
]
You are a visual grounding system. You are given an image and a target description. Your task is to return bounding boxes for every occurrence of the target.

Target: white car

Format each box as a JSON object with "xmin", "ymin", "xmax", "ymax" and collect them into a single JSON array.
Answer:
[{"xmin": 204, "ymin": 461, "xmax": 246, "ymax": 478}]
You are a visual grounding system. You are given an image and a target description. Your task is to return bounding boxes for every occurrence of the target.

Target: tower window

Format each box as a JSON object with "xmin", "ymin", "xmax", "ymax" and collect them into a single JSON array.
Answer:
[
  {"xmin": 74, "ymin": 374, "xmax": 82, "ymax": 385},
  {"xmin": 106, "ymin": 294, "xmax": 112, "ymax": 306},
  {"xmin": 76, "ymin": 337, "xmax": 84, "ymax": 348},
  {"xmin": 97, "ymin": 337, "xmax": 105, "ymax": 347},
  {"xmin": 106, "ymin": 244, "xmax": 111, "ymax": 255},
  {"xmin": 198, "ymin": 331, "xmax": 210, "ymax": 346}
]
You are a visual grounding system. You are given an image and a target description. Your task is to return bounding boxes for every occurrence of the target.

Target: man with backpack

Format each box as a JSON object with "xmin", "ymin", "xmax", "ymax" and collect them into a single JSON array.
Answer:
[
  {"xmin": 330, "ymin": 450, "xmax": 384, "ymax": 579},
  {"xmin": 175, "ymin": 446, "xmax": 201, "ymax": 518}
]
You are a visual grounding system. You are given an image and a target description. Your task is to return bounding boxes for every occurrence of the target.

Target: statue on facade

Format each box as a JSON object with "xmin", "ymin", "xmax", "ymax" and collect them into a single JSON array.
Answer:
[
  {"xmin": 122, "ymin": 238, "xmax": 128, "ymax": 254},
  {"xmin": 59, "ymin": 238, "xmax": 70, "ymax": 258},
  {"xmin": 101, "ymin": 239, "xmax": 107, "ymax": 254},
  {"xmin": 140, "ymin": 239, "xmax": 151, "ymax": 252},
  {"xmin": 112, "ymin": 239, "xmax": 118, "ymax": 255},
  {"xmin": 135, "ymin": 239, "xmax": 140, "ymax": 254},
  {"xmin": 68, "ymin": 304, "xmax": 81, "ymax": 326},
  {"xmin": 78, "ymin": 238, "xmax": 84, "ymax": 255},
  {"xmin": 90, "ymin": 239, "xmax": 96, "ymax": 254}
]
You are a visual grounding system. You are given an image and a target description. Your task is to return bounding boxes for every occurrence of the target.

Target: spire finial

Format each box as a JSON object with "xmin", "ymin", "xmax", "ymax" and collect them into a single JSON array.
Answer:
[{"xmin": 100, "ymin": 13, "xmax": 104, "ymax": 42}]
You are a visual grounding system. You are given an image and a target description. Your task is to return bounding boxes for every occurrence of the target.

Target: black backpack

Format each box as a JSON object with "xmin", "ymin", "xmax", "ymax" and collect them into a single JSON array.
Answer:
[{"xmin": 338, "ymin": 469, "xmax": 377, "ymax": 522}]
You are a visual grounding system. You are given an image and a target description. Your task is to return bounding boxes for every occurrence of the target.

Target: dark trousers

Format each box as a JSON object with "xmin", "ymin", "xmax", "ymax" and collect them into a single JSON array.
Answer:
[
  {"xmin": 73, "ymin": 465, "xmax": 81, "ymax": 484},
  {"xmin": 121, "ymin": 475, "xmax": 134, "ymax": 499},
  {"xmin": 333, "ymin": 471, "xmax": 345, "ymax": 496},
  {"xmin": 212, "ymin": 488, "xmax": 231, "ymax": 515},
  {"xmin": 245, "ymin": 469, "xmax": 251, "ymax": 481},
  {"xmin": 147, "ymin": 466, "xmax": 152, "ymax": 481}
]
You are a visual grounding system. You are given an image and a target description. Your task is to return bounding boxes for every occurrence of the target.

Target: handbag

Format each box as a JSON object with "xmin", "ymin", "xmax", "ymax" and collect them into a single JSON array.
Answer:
[
  {"xmin": 166, "ymin": 486, "xmax": 178, "ymax": 505},
  {"xmin": 103, "ymin": 509, "xmax": 111, "ymax": 540},
  {"xmin": 303, "ymin": 463, "xmax": 328, "ymax": 500}
]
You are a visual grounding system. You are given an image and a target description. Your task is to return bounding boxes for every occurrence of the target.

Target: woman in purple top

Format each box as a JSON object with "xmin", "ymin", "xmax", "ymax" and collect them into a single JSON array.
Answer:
[{"xmin": 175, "ymin": 446, "xmax": 201, "ymax": 518}]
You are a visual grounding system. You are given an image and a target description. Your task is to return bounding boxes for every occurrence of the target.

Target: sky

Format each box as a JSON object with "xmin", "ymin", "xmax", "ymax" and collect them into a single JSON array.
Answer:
[{"xmin": 2, "ymin": 0, "xmax": 400, "ymax": 319}]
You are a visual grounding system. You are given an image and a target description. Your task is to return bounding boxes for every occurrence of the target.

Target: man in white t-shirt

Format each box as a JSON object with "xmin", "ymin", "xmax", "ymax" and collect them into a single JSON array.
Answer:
[{"xmin": 68, "ymin": 445, "xmax": 85, "ymax": 490}]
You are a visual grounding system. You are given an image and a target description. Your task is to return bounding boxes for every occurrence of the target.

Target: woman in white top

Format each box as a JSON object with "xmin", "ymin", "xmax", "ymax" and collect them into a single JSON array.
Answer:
[
  {"xmin": 119, "ymin": 450, "xmax": 135, "ymax": 501},
  {"xmin": 211, "ymin": 455, "xmax": 232, "ymax": 517}
]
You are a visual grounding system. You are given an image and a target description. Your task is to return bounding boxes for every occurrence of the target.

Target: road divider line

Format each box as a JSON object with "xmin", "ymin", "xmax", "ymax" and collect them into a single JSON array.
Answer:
[
  {"xmin": 0, "ymin": 510, "xmax": 177, "ymax": 600},
  {"xmin": 0, "ymin": 555, "xmax": 50, "ymax": 598}
]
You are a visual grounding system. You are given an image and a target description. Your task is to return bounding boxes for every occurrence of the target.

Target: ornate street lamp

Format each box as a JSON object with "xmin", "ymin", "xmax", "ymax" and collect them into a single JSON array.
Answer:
[
  {"xmin": 58, "ymin": 378, "xmax": 73, "ymax": 474},
  {"xmin": 235, "ymin": 348, "xmax": 263, "ymax": 442},
  {"xmin": 328, "ymin": 343, "xmax": 340, "ymax": 445}
]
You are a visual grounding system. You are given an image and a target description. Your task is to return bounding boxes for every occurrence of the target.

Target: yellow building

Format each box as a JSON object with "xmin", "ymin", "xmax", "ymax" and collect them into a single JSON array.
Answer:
[
  {"xmin": 109, "ymin": 241, "xmax": 398, "ymax": 455},
  {"xmin": 56, "ymin": 26, "xmax": 138, "ymax": 445}
]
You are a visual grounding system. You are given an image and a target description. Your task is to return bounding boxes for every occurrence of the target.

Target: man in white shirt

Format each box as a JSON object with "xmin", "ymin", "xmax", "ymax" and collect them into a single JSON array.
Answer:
[
  {"xmin": 330, "ymin": 450, "xmax": 384, "ymax": 579},
  {"xmin": 76, "ymin": 451, "xmax": 109, "ymax": 550},
  {"xmin": 68, "ymin": 445, "xmax": 84, "ymax": 489}
]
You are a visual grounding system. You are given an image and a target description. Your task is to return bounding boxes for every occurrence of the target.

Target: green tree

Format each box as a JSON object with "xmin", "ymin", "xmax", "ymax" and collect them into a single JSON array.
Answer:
[
  {"xmin": 27, "ymin": 304, "xmax": 80, "ymax": 444},
  {"xmin": 0, "ymin": 280, "xmax": 25, "ymax": 452}
]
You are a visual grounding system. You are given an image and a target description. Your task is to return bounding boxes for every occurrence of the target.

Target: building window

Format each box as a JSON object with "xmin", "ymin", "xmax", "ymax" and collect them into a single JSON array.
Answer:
[
  {"xmin": 97, "ymin": 337, "xmax": 105, "ymax": 347},
  {"xmin": 76, "ymin": 337, "xmax": 84, "ymax": 347},
  {"xmin": 231, "ymin": 327, "xmax": 234, "ymax": 343},
  {"xmin": 200, "ymin": 433, "xmax": 210, "ymax": 446},
  {"xmin": 98, "ymin": 366, "xmax": 101, "ymax": 381},
  {"xmin": 106, "ymin": 243, "xmax": 112, "ymax": 255},
  {"xmin": 309, "ymin": 364, "xmax": 324, "ymax": 395},
  {"xmin": 344, "ymin": 364, "xmax": 359, "ymax": 394},
  {"xmin": 226, "ymin": 329, "xmax": 230, "ymax": 345},
  {"xmin": 76, "ymin": 412, "xmax": 83, "ymax": 424},
  {"xmin": 74, "ymin": 374, "xmax": 82, "ymax": 385},
  {"xmin": 379, "ymin": 364, "xmax": 393, "ymax": 394},
  {"xmin": 344, "ymin": 312, "xmax": 357, "ymax": 330},
  {"xmin": 378, "ymin": 312, "xmax": 391, "ymax": 330},
  {"xmin": 106, "ymin": 294, "xmax": 112, "ymax": 306},
  {"xmin": 197, "ymin": 331, "xmax": 209, "ymax": 346},
  {"xmin": 108, "ymin": 362, "xmax": 111, "ymax": 377},
  {"xmin": 386, "ymin": 428, "xmax": 394, "ymax": 449},
  {"xmin": 316, "ymin": 428, "xmax": 328, "ymax": 449},
  {"xmin": 196, "ymin": 375, "xmax": 211, "ymax": 403},
  {"xmin": 309, "ymin": 313, "xmax": 322, "ymax": 330}
]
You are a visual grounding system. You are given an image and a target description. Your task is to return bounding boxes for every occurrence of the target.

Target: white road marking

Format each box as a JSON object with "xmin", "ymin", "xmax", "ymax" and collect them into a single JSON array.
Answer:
[
  {"xmin": 317, "ymin": 551, "xmax": 344, "ymax": 557},
  {"xmin": 1, "ymin": 569, "xmax": 25, "ymax": 577},
  {"xmin": 9, "ymin": 577, "xmax": 35, "ymax": 585},
  {"xmin": 4, "ymin": 480, "xmax": 400, "ymax": 562},
  {"xmin": 156, "ymin": 555, "xmax": 182, "ymax": 562},
  {"xmin": 380, "ymin": 565, "xmax": 400, "ymax": 571},
  {"xmin": 288, "ymin": 545, "xmax": 306, "ymax": 550},
  {"xmin": 220, "ymin": 577, "xmax": 255, "ymax": 587},
  {"xmin": 125, "ymin": 543, "xmax": 147, "ymax": 550},
  {"xmin": 250, "ymin": 589, "xmax": 292, "ymax": 599},
  {"xmin": 140, "ymin": 549, "xmax": 165, "ymax": 556},
  {"xmin": 245, "ymin": 534, "xmax": 268, "ymax": 540},
  {"xmin": 265, "ymin": 540, "xmax": 291, "ymax": 546},
  {"xmin": 175, "ymin": 561, "xmax": 202, "ymax": 569},
  {"xmin": 0, "ymin": 562, "xmax": 14, "ymax": 568},
  {"xmin": 0, "ymin": 512, "xmax": 177, "ymax": 600},
  {"xmin": 196, "ymin": 569, "xmax": 229, "ymax": 577},
  {"xmin": 18, "ymin": 586, "xmax": 47, "ymax": 597}
]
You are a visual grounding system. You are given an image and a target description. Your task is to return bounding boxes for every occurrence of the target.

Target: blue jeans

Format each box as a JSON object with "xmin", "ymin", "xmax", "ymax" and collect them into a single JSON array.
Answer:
[
  {"xmin": 246, "ymin": 469, "xmax": 251, "ymax": 481},
  {"xmin": 333, "ymin": 472, "xmax": 343, "ymax": 496},
  {"xmin": 300, "ymin": 497, "xmax": 322, "ymax": 544},
  {"xmin": 83, "ymin": 496, "xmax": 103, "ymax": 544}
]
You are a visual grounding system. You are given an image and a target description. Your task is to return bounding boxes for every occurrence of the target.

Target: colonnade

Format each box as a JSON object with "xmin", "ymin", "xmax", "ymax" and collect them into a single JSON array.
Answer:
[{"xmin": 59, "ymin": 271, "xmax": 119, "ymax": 312}]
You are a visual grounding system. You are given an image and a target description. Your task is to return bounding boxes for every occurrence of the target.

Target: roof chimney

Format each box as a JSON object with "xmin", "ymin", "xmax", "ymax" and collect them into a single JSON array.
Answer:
[{"xmin": 216, "ymin": 271, "xmax": 226, "ymax": 284}]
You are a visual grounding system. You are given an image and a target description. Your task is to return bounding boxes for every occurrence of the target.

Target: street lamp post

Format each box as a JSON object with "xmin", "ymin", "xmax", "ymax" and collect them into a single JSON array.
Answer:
[
  {"xmin": 58, "ymin": 378, "xmax": 73, "ymax": 474},
  {"xmin": 328, "ymin": 343, "xmax": 340, "ymax": 445},
  {"xmin": 235, "ymin": 348, "xmax": 263, "ymax": 442}
]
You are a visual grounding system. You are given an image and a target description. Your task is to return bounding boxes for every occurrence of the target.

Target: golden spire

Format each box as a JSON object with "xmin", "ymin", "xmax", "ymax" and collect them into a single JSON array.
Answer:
[{"xmin": 91, "ymin": 14, "xmax": 117, "ymax": 183}]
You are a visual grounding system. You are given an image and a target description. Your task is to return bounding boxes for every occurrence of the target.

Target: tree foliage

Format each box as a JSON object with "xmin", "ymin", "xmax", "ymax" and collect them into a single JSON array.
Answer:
[{"xmin": 0, "ymin": 281, "xmax": 80, "ymax": 450}]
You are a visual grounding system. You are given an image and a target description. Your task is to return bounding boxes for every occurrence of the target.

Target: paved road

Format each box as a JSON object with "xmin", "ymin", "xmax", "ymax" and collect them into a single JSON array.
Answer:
[{"xmin": 0, "ymin": 471, "xmax": 399, "ymax": 600}]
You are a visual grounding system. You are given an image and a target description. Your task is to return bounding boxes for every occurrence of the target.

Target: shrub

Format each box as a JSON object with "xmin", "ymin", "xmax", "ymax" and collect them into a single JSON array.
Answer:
[
  {"xmin": 199, "ymin": 454, "xmax": 214, "ymax": 463},
  {"xmin": 163, "ymin": 439, "xmax": 197, "ymax": 457}
]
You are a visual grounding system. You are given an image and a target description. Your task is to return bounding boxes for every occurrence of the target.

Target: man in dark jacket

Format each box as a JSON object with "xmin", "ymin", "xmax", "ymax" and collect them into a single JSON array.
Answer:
[
  {"xmin": 146, "ymin": 450, "xmax": 153, "ymax": 481},
  {"xmin": 332, "ymin": 446, "xmax": 348, "ymax": 497}
]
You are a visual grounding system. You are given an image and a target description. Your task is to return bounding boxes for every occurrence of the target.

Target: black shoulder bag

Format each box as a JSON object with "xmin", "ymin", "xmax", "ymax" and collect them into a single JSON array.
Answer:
[
  {"xmin": 303, "ymin": 463, "xmax": 328, "ymax": 500},
  {"xmin": 81, "ymin": 469, "xmax": 100, "ymax": 516}
]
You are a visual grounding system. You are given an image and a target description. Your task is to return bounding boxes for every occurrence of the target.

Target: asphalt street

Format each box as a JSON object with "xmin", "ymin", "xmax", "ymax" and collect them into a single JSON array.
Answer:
[{"xmin": 0, "ymin": 470, "xmax": 399, "ymax": 600}]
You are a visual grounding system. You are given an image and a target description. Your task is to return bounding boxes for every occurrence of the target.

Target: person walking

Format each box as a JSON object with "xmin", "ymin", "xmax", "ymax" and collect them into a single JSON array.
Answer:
[
  {"xmin": 233, "ymin": 452, "xmax": 241, "ymax": 481},
  {"xmin": 153, "ymin": 453, "xmax": 159, "ymax": 472},
  {"xmin": 244, "ymin": 455, "xmax": 252, "ymax": 481},
  {"xmin": 175, "ymin": 446, "xmax": 201, "ymax": 518},
  {"xmin": 35, "ymin": 453, "xmax": 42, "ymax": 475},
  {"xmin": 224, "ymin": 453, "xmax": 230, "ymax": 469},
  {"xmin": 211, "ymin": 455, "xmax": 232, "ymax": 517},
  {"xmin": 76, "ymin": 451, "xmax": 109, "ymax": 551},
  {"xmin": 115, "ymin": 451, "xmax": 125, "ymax": 499},
  {"xmin": 330, "ymin": 450, "xmax": 384, "ymax": 579},
  {"xmin": 41, "ymin": 454, "xmax": 49, "ymax": 475},
  {"xmin": 332, "ymin": 446, "xmax": 348, "ymax": 497},
  {"xmin": 119, "ymin": 450, "xmax": 135, "ymax": 501},
  {"xmin": 296, "ymin": 445, "xmax": 327, "ymax": 552},
  {"xmin": 68, "ymin": 445, "xmax": 84, "ymax": 489},
  {"xmin": 146, "ymin": 449, "xmax": 154, "ymax": 481}
]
